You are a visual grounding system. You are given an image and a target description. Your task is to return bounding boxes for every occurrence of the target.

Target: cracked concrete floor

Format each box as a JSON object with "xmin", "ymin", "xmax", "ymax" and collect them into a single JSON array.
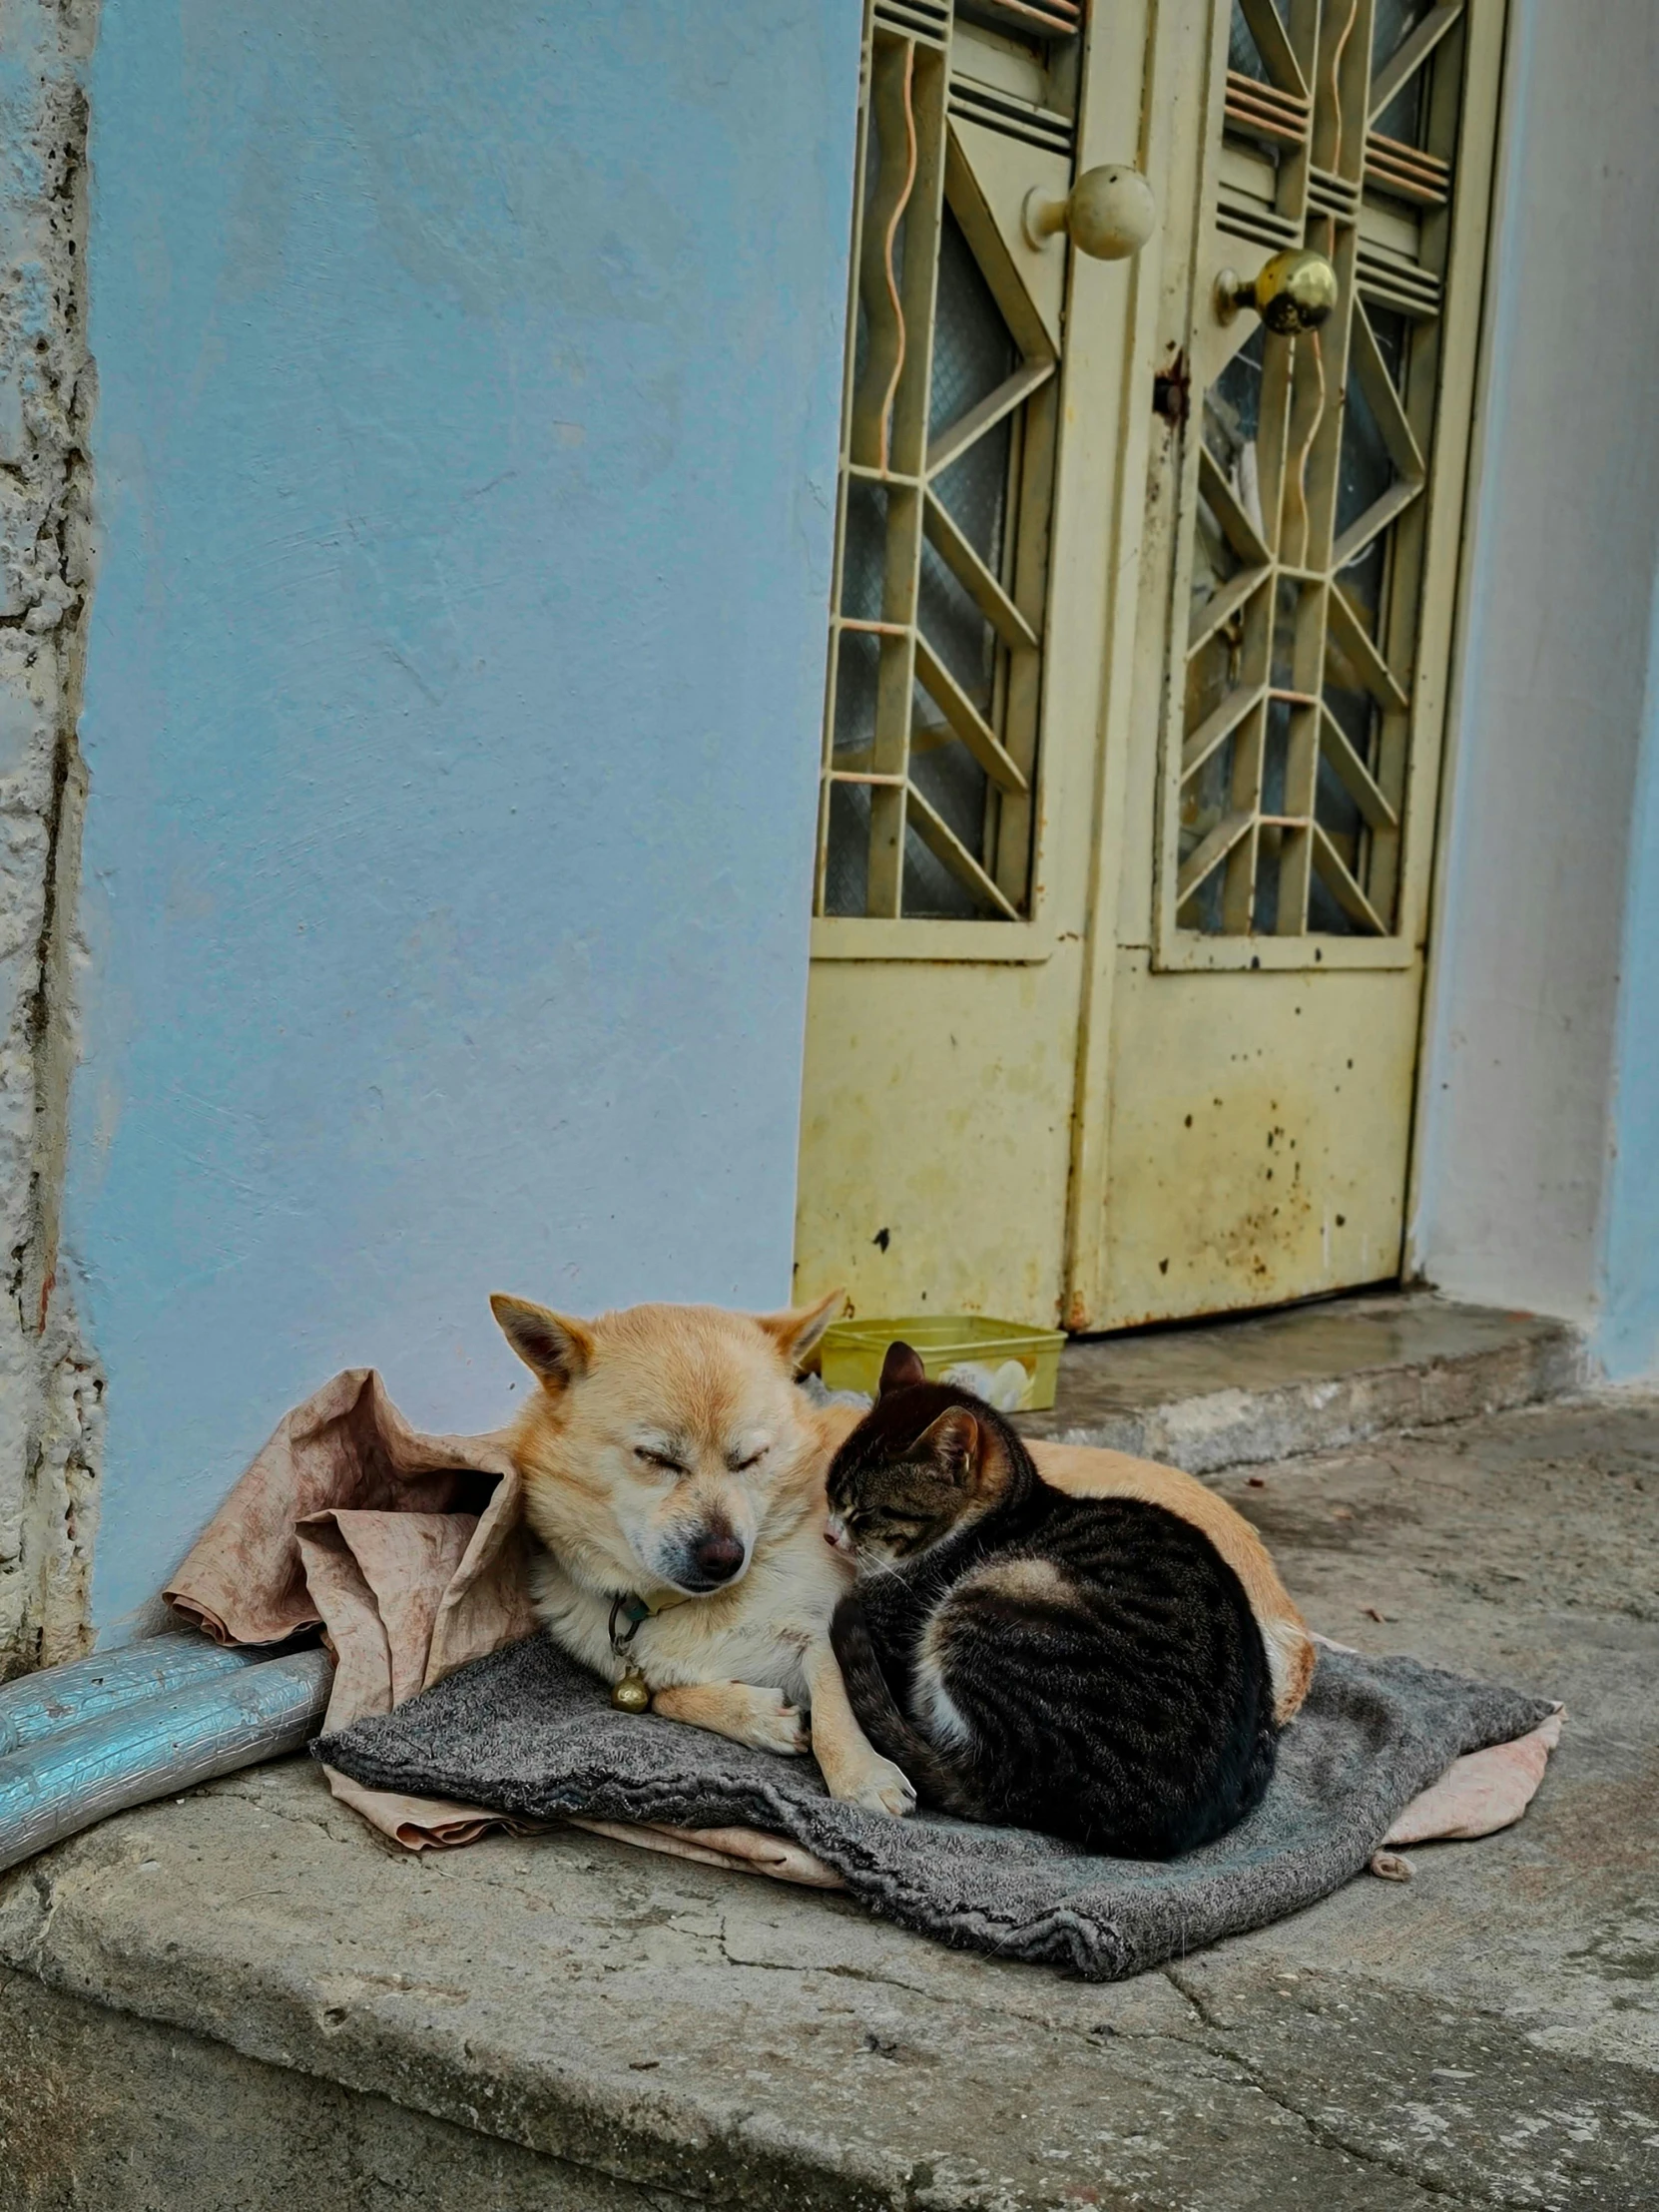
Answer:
[{"xmin": 1, "ymin": 1395, "xmax": 1656, "ymax": 2210}]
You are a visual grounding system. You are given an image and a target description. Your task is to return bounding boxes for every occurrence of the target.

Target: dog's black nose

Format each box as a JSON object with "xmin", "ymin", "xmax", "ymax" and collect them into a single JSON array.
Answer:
[{"xmin": 691, "ymin": 1532, "xmax": 746, "ymax": 1584}]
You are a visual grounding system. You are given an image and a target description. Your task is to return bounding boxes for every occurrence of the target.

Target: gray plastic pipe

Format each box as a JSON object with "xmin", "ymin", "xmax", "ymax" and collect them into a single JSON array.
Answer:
[{"xmin": 0, "ymin": 1641, "xmax": 333, "ymax": 1876}]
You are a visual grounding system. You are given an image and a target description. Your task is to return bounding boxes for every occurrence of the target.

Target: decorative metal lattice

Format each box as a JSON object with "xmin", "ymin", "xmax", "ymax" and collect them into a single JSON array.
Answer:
[
  {"xmin": 1165, "ymin": 0, "xmax": 1468, "ymax": 943},
  {"xmin": 818, "ymin": 4, "xmax": 1078, "ymax": 922}
]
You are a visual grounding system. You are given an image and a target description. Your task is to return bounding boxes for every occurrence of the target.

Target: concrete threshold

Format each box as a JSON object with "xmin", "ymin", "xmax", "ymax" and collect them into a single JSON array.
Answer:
[{"xmin": 1018, "ymin": 1288, "xmax": 1586, "ymax": 1473}]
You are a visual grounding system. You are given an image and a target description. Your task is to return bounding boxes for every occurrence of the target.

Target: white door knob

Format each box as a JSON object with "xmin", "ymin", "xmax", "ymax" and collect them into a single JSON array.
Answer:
[{"xmin": 1022, "ymin": 166, "xmax": 1157, "ymax": 262}]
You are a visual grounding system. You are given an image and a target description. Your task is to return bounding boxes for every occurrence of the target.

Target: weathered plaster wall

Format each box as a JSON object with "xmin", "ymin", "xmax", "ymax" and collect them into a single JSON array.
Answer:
[
  {"xmin": 1596, "ymin": 571, "xmax": 1659, "ymax": 1382},
  {"xmin": 1410, "ymin": 0, "xmax": 1659, "ymax": 1370},
  {"xmin": 71, "ymin": 0, "xmax": 858, "ymax": 1633},
  {"xmin": 0, "ymin": 0, "xmax": 103, "ymax": 1678}
]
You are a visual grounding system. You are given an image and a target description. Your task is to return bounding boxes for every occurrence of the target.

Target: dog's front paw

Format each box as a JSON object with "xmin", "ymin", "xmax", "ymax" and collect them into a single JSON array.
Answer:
[
  {"xmin": 836, "ymin": 1752, "xmax": 917, "ymax": 1818},
  {"xmin": 733, "ymin": 1686, "xmax": 811, "ymax": 1757}
]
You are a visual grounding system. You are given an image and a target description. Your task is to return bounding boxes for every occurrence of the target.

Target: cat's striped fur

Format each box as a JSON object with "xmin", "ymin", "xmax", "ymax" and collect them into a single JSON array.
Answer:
[{"xmin": 827, "ymin": 1345, "xmax": 1279, "ymax": 1858}]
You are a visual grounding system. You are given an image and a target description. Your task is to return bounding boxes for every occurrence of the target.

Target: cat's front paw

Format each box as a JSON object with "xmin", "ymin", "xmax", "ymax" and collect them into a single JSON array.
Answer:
[{"xmin": 837, "ymin": 1752, "xmax": 917, "ymax": 1818}]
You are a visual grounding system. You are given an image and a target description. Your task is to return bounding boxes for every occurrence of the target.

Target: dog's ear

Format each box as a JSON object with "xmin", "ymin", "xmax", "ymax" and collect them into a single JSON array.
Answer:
[
  {"xmin": 915, "ymin": 1407, "xmax": 980, "ymax": 1490},
  {"xmin": 753, "ymin": 1288, "xmax": 844, "ymax": 1371},
  {"xmin": 490, "ymin": 1295, "xmax": 595, "ymax": 1391},
  {"xmin": 878, "ymin": 1340, "xmax": 927, "ymax": 1397}
]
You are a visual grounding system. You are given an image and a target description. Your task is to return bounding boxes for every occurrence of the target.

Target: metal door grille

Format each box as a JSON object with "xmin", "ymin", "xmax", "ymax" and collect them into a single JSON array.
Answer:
[
  {"xmin": 1160, "ymin": 0, "xmax": 1470, "ymax": 953},
  {"xmin": 817, "ymin": 3, "xmax": 1081, "ymax": 923}
]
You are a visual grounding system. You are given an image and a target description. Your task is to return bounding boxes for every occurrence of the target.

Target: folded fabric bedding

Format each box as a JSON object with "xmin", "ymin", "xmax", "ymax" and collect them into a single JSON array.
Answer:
[{"xmin": 321, "ymin": 1632, "xmax": 1555, "ymax": 1980}]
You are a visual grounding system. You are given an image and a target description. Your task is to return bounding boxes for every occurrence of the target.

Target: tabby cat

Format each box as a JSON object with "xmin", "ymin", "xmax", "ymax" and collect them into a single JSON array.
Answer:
[{"xmin": 826, "ymin": 1343, "xmax": 1278, "ymax": 1856}]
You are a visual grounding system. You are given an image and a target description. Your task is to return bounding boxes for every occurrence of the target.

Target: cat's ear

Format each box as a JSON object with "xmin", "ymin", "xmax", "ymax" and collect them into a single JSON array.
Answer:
[
  {"xmin": 879, "ymin": 1340, "xmax": 927, "ymax": 1396},
  {"xmin": 754, "ymin": 1288, "xmax": 844, "ymax": 1370},
  {"xmin": 490, "ymin": 1295, "xmax": 595, "ymax": 1392},
  {"xmin": 917, "ymin": 1407, "xmax": 980, "ymax": 1488}
]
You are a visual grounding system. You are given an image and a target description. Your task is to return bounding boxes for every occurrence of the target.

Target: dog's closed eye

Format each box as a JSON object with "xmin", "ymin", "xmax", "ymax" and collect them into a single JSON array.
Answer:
[
  {"xmin": 633, "ymin": 1445, "xmax": 686, "ymax": 1476},
  {"xmin": 728, "ymin": 1443, "xmax": 770, "ymax": 1473}
]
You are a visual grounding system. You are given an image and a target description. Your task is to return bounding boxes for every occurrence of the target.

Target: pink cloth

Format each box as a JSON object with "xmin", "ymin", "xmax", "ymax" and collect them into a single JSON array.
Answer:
[
  {"xmin": 1384, "ymin": 1709, "xmax": 1564, "ymax": 1847},
  {"xmin": 165, "ymin": 1370, "xmax": 539, "ymax": 1844}
]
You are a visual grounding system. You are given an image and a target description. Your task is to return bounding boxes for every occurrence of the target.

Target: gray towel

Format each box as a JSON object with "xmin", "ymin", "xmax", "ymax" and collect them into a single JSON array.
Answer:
[{"xmin": 318, "ymin": 1636, "xmax": 1553, "ymax": 1979}]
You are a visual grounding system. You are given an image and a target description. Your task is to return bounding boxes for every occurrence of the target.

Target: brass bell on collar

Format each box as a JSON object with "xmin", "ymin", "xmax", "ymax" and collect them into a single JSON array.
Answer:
[{"xmin": 612, "ymin": 1669, "xmax": 652, "ymax": 1714}]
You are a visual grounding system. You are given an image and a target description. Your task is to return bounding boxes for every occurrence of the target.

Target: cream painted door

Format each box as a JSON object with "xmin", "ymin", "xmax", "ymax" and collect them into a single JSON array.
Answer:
[
  {"xmin": 795, "ymin": 0, "xmax": 1505, "ymax": 1335},
  {"xmin": 1066, "ymin": 0, "xmax": 1506, "ymax": 1330},
  {"xmin": 794, "ymin": 0, "xmax": 1159, "ymax": 1329}
]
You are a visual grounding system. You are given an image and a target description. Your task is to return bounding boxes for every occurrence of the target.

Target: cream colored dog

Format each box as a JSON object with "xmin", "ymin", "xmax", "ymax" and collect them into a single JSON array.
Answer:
[
  {"xmin": 491, "ymin": 1289, "xmax": 916, "ymax": 1813},
  {"xmin": 490, "ymin": 1290, "xmax": 1315, "ymax": 1819}
]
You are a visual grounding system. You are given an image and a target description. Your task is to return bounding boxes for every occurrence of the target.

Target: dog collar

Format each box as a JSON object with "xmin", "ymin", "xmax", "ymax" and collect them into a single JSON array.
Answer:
[
  {"xmin": 609, "ymin": 1588, "xmax": 695, "ymax": 1638},
  {"xmin": 607, "ymin": 1588, "xmax": 696, "ymax": 1713}
]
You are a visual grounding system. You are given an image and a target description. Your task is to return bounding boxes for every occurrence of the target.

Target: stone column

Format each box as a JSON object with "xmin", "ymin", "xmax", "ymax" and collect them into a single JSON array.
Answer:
[{"xmin": 0, "ymin": 0, "xmax": 104, "ymax": 1679}]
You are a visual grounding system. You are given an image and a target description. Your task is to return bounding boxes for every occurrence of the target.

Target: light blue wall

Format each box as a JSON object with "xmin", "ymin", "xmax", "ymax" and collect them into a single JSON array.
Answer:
[
  {"xmin": 70, "ymin": 0, "xmax": 858, "ymax": 1631},
  {"xmin": 1410, "ymin": 0, "xmax": 1659, "ymax": 1377}
]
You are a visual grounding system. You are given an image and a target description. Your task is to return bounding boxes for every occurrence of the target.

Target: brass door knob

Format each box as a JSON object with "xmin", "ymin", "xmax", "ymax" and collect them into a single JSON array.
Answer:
[
  {"xmin": 1023, "ymin": 166, "xmax": 1157, "ymax": 262},
  {"xmin": 1215, "ymin": 249, "xmax": 1339, "ymax": 334}
]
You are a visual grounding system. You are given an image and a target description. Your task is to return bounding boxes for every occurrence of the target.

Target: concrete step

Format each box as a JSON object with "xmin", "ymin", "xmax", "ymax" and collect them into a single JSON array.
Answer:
[{"xmin": 1017, "ymin": 1290, "xmax": 1586, "ymax": 1473}]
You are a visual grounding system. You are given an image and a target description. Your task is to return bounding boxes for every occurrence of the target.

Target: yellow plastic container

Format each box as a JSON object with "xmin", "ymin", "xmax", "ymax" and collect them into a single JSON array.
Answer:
[{"xmin": 819, "ymin": 1315, "xmax": 1066, "ymax": 1414}]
